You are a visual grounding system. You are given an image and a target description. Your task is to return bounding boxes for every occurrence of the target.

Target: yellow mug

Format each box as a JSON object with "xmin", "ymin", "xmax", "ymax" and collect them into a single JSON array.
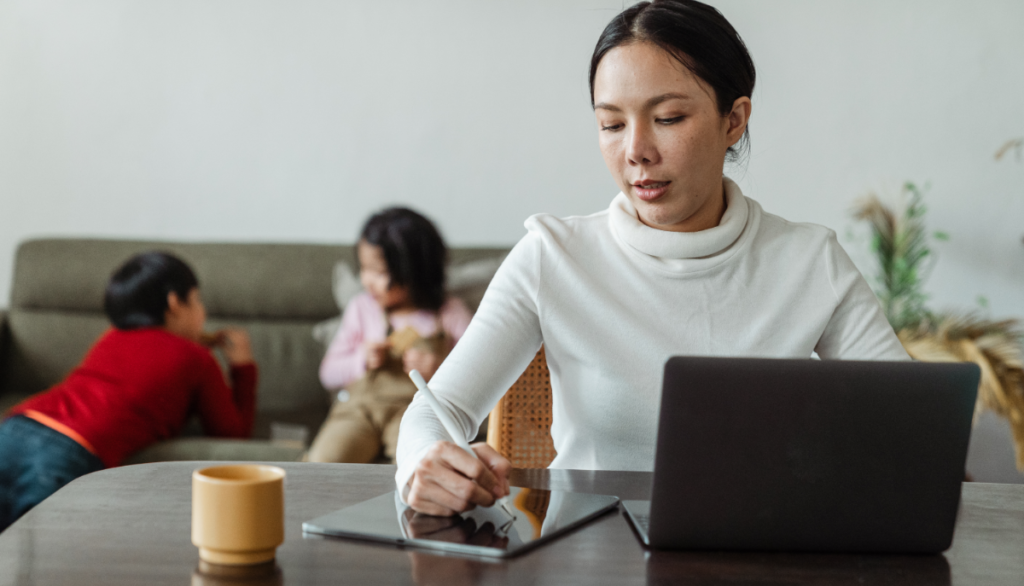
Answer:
[{"xmin": 191, "ymin": 465, "xmax": 286, "ymax": 565}]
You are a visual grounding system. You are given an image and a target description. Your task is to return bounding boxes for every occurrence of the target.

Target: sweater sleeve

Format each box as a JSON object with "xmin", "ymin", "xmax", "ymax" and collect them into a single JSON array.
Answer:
[
  {"xmin": 395, "ymin": 230, "xmax": 545, "ymax": 494},
  {"xmin": 195, "ymin": 355, "xmax": 257, "ymax": 438},
  {"xmin": 319, "ymin": 295, "xmax": 372, "ymax": 390},
  {"xmin": 815, "ymin": 233, "xmax": 910, "ymax": 361}
]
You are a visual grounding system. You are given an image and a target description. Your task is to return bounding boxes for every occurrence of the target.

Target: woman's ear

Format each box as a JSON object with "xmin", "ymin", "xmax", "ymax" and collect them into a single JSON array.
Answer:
[{"xmin": 725, "ymin": 96, "xmax": 752, "ymax": 145}]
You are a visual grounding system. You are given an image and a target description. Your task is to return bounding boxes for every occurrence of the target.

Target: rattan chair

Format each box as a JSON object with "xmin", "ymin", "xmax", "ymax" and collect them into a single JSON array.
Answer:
[{"xmin": 485, "ymin": 346, "xmax": 557, "ymax": 468}]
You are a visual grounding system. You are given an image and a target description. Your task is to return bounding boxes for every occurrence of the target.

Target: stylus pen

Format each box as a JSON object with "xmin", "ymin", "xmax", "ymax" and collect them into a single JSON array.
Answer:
[{"xmin": 409, "ymin": 370, "xmax": 516, "ymax": 520}]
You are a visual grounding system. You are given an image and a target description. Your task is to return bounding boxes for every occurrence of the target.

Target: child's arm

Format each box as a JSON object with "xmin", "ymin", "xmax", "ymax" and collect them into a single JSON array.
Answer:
[
  {"xmin": 194, "ymin": 342, "xmax": 257, "ymax": 438},
  {"xmin": 319, "ymin": 296, "xmax": 376, "ymax": 390}
]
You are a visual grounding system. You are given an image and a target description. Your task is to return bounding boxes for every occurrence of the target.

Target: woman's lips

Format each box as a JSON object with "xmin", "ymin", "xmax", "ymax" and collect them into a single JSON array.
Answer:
[{"xmin": 633, "ymin": 181, "xmax": 670, "ymax": 202}]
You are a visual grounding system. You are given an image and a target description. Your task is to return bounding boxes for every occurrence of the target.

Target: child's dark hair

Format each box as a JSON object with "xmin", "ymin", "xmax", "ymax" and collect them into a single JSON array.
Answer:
[
  {"xmin": 360, "ymin": 207, "xmax": 447, "ymax": 312},
  {"xmin": 104, "ymin": 252, "xmax": 199, "ymax": 330}
]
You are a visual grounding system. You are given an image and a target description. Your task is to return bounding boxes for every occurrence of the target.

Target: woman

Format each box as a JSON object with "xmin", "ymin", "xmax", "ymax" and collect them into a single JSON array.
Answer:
[{"xmin": 396, "ymin": 0, "xmax": 909, "ymax": 516}]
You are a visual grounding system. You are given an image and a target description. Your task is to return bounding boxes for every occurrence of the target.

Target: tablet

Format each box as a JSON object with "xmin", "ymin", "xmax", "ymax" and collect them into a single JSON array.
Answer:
[{"xmin": 302, "ymin": 487, "xmax": 619, "ymax": 558}]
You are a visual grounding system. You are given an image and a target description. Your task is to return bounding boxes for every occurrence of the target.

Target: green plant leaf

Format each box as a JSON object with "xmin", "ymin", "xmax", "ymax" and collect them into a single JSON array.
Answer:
[{"xmin": 850, "ymin": 181, "xmax": 941, "ymax": 331}]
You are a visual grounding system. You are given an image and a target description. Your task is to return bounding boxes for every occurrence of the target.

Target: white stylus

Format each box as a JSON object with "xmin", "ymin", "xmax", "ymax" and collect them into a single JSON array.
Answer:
[{"xmin": 409, "ymin": 370, "xmax": 515, "ymax": 520}]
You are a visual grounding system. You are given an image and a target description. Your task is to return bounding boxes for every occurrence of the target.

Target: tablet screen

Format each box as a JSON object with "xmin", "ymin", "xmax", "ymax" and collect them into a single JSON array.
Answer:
[{"xmin": 303, "ymin": 487, "xmax": 619, "ymax": 558}]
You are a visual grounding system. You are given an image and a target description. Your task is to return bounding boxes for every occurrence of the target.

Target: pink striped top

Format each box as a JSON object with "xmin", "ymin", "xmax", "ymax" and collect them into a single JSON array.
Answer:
[{"xmin": 318, "ymin": 292, "xmax": 473, "ymax": 391}]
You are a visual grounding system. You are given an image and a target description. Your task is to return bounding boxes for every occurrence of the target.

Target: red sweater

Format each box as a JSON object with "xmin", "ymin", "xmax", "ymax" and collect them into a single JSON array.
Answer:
[{"xmin": 9, "ymin": 328, "xmax": 256, "ymax": 468}]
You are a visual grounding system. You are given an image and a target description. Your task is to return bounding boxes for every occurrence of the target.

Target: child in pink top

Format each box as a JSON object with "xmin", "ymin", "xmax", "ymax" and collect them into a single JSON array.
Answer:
[
  {"xmin": 309, "ymin": 207, "xmax": 472, "ymax": 463},
  {"xmin": 319, "ymin": 292, "xmax": 471, "ymax": 391}
]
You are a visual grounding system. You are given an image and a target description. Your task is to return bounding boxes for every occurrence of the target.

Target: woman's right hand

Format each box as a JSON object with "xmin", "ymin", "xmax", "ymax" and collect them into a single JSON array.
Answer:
[
  {"xmin": 364, "ymin": 341, "xmax": 390, "ymax": 370},
  {"xmin": 406, "ymin": 441, "xmax": 512, "ymax": 516}
]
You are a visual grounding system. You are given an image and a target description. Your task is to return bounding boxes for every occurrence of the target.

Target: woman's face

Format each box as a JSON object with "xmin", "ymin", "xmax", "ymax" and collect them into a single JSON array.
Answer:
[{"xmin": 593, "ymin": 41, "xmax": 750, "ymax": 232}]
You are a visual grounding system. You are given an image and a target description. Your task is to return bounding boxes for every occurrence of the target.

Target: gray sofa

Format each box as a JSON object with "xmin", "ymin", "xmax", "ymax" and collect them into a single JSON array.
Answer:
[
  {"xmin": 3, "ymin": 238, "xmax": 1019, "ymax": 482},
  {"xmin": 0, "ymin": 238, "xmax": 507, "ymax": 463}
]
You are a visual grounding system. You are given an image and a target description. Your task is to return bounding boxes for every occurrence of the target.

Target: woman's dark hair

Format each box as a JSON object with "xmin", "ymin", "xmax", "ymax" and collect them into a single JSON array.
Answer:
[
  {"xmin": 360, "ymin": 207, "xmax": 447, "ymax": 312},
  {"xmin": 104, "ymin": 251, "xmax": 199, "ymax": 330},
  {"xmin": 589, "ymin": 0, "xmax": 756, "ymax": 162}
]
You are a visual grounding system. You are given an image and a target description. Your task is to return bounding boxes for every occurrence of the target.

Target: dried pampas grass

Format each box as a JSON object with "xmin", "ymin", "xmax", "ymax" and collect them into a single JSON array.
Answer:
[
  {"xmin": 852, "ymin": 185, "xmax": 1024, "ymax": 471},
  {"xmin": 899, "ymin": 314, "xmax": 1024, "ymax": 470}
]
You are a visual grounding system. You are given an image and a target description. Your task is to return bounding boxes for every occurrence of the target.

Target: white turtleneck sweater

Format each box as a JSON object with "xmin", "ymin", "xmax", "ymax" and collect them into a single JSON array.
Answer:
[{"xmin": 395, "ymin": 179, "xmax": 909, "ymax": 490}]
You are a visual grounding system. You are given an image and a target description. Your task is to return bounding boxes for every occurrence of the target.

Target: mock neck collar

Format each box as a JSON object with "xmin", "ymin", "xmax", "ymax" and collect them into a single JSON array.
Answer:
[{"xmin": 608, "ymin": 177, "xmax": 749, "ymax": 261}]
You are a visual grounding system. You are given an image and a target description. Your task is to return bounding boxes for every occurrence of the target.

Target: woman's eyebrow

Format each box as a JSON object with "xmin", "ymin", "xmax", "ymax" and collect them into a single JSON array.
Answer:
[
  {"xmin": 644, "ymin": 92, "xmax": 692, "ymax": 108},
  {"xmin": 594, "ymin": 93, "xmax": 692, "ymax": 112}
]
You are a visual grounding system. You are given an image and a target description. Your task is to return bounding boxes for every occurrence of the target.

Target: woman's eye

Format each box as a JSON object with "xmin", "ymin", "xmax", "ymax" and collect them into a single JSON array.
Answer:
[
  {"xmin": 600, "ymin": 123, "xmax": 623, "ymax": 132},
  {"xmin": 656, "ymin": 116, "xmax": 684, "ymax": 125}
]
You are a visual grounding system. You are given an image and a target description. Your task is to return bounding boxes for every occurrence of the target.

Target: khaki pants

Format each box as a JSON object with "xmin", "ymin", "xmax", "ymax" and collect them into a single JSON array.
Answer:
[{"xmin": 307, "ymin": 368, "xmax": 417, "ymax": 463}]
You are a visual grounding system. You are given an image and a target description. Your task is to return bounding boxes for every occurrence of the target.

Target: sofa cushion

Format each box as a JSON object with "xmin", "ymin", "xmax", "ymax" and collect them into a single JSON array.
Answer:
[
  {"xmin": 11, "ymin": 239, "xmax": 346, "ymax": 320},
  {"xmin": 11, "ymin": 239, "xmax": 510, "ymax": 317},
  {"xmin": 446, "ymin": 254, "xmax": 508, "ymax": 313},
  {"xmin": 0, "ymin": 309, "xmax": 109, "ymax": 402},
  {"xmin": 122, "ymin": 437, "xmax": 305, "ymax": 465}
]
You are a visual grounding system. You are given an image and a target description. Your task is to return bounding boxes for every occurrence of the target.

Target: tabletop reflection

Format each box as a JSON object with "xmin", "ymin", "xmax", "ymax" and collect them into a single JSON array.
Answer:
[
  {"xmin": 191, "ymin": 560, "xmax": 283, "ymax": 586},
  {"xmin": 402, "ymin": 508, "xmax": 511, "ymax": 549},
  {"xmin": 645, "ymin": 550, "xmax": 950, "ymax": 585},
  {"xmin": 406, "ymin": 550, "xmax": 502, "ymax": 586}
]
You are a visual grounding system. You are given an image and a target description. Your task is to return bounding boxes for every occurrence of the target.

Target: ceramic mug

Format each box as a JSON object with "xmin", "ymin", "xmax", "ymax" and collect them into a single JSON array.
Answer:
[{"xmin": 192, "ymin": 465, "xmax": 286, "ymax": 565}]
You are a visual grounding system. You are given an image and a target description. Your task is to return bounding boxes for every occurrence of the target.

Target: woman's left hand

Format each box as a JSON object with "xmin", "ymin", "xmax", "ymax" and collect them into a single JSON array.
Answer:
[{"xmin": 403, "ymin": 347, "xmax": 442, "ymax": 381}]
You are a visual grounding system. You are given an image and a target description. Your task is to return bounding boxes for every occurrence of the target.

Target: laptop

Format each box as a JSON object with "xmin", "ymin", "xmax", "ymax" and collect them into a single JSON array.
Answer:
[{"xmin": 621, "ymin": 356, "xmax": 980, "ymax": 553}]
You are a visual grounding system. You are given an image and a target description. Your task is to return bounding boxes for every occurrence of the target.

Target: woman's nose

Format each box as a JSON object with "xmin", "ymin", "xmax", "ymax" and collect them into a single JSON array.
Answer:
[{"xmin": 625, "ymin": 124, "xmax": 659, "ymax": 166}]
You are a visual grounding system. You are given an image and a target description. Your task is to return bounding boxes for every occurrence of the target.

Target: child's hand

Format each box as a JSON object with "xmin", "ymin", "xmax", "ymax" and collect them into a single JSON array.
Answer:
[
  {"xmin": 199, "ymin": 331, "xmax": 226, "ymax": 348},
  {"xmin": 217, "ymin": 329, "xmax": 253, "ymax": 365},
  {"xmin": 365, "ymin": 341, "xmax": 390, "ymax": 370},
  {"xmin": 403, "ymin": 347, "xmax": 442, "ymax": 381}
]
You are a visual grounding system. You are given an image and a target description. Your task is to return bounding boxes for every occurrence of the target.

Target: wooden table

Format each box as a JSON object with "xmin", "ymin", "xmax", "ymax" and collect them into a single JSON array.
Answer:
[{"xmin": 0, "ymin": 463, "xmax": 1021, "ymax": 585}]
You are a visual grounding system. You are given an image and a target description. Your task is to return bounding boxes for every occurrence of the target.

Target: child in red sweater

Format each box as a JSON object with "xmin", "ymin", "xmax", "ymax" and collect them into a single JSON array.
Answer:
[{"xmin": 0, "ymin": 252, "xmax": 257, "ymax": 532}]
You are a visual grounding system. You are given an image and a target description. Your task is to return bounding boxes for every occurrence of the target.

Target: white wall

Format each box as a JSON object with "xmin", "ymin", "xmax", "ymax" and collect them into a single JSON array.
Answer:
[{"xmin": 1, "ymin": 0, "xmax": 1022, "ymax": 320}]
